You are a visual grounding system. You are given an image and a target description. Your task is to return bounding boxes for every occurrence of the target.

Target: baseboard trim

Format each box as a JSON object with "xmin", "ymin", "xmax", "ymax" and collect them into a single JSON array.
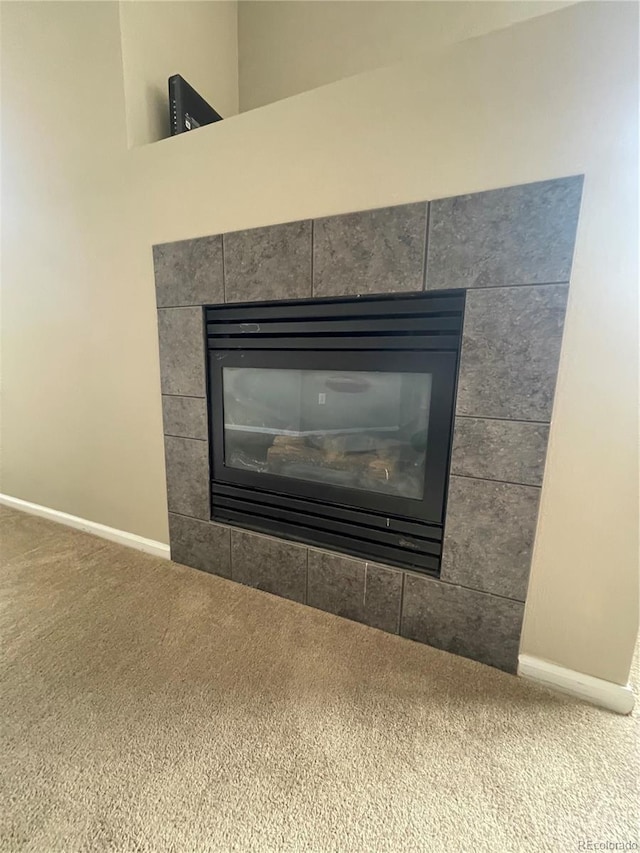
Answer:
[
  {"xmin": 0, "ymin": 493, "xmax": 170, "ymax": 560},
  {"xmin": 518, "ymin": 654, "xmax": 635, "ymax": 715}
]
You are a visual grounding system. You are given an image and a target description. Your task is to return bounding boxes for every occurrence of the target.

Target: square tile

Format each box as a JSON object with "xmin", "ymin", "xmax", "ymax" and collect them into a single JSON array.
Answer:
[
  {"xmin": 153, "ymin": 235, "xmax": 223, "ymax": 307},
  {"xmin": 164, "ymin": 435, "xmax": 209, "ymax": 520},
  {"xmin": 401, "ymin": 574, "xmax": 524, "ymax": 673},
  {"xmin": 364, "ymin": 563, "xmax": 403, "ymax": 634},
  {"xmin": 441, "ymin": 476, "xmax": 540, "ymax": 601},
  {"xmin": 426, "ymin": 176, "xmax": 583, "ymax": 290},
  {"xmin": 313, "ymin": 203, "xmax": 427, "ymax": 297},
  {"xmin": 223, "ymin": 220, "xmax": 312, "ymax": 303},
  {"xmin": 169, "ymin": 513, "xmax": 230, "ymax": 578},
  {"xmin": 231, "ymin": 528, "xmax": 307, "ymax": 603},
  {"xmin": 157, "ymin": 307, "xmax": 206, "ymax": 398},
  {"xmin": 451, "ymin": 417, "xmax": 549, "ymax": 487},
  {"xmin": 456, "ymin": 285, "xmax": 568, "ymax": 421},
  {"xmin": 306, "ymin": 551, "xmax": 403, "ymax": 632},
  {"xmin": 162, "ymin": 395, "xmax": 208, "ymax": 440},
  {"xmin": 307, "ymin": 550, "xmax": 365, "ymax": 621}
]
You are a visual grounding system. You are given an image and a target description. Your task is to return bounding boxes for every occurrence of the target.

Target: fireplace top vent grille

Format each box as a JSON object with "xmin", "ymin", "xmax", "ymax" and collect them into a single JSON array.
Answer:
[{"xmin": 206, "ymin": 291, "xmax": 465, "ymax": 352}]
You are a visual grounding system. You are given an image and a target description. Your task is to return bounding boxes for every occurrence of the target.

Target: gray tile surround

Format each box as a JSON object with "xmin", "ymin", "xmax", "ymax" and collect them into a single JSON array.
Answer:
[
  {"xmin": 152, "ymin": 175, "xmax": 583, "ymax": 673},
  {"xmin": 162, "ymin": 395, "xmax": 208, "ymax": 440},
  {"xmin": 313, "ymin": 203, "xmax": 427, "ymax": 297},
  {"xmin": 307, "ymin": 550, "xmax": 403, "ymax": 633},
  {"xmin": 157, "ymin": 307, "xmax": 206, "ymax": 397},
  {"xmin": 363, "ymin": 562, "xmax": 404, "ymax": 634},
  {"xmin": 231, "ymin": 528, "xmax": 307, "ymax": 603},
  {"xmin": 401, "ymin": 574, "xmax": 524, "ymax": 673},
  {"xmin": 307, "ymin": 550, "xmax": 365, "ymax": 621},
  {"xmin": 456, "ymin": 285, "xmax": 569, "ymax": 422},
  {"xmin": 153, "ymin": 235, "xmax": 224, "ymax": 307},
  {"xmin": 426, "ymin": 176, "xmax": 583, "ymax": 290},
  {"xmin": 441, "ymin": 476, "xmax": 540, "ymax": 601},
  {"xmin": 169, "ymin": 513, "xmax": 231, "ymax": 578},
  {"xmin": 224, "ymin": 221, "xmax": 312, "ymax": 303},
  {"xmin": 164, "ymin": 436, "xmax": 209, "ymax": 520},
  {"xmin": 451, "ymin": 417, "xmax": 549, "ymax": 487}
]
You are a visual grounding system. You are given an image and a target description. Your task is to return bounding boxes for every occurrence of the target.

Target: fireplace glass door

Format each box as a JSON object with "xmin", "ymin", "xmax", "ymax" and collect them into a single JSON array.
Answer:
[
  {"xmin": 222, "ymin": 367, "xmax": 432, "ymax": 500},
  {"xmin": 210, "ymin": 346, "xmax": 456, "ymax": 523}
]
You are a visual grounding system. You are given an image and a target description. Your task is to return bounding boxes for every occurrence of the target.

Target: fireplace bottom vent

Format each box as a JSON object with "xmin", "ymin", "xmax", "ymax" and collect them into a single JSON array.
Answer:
[{"xmin": 211, "ymin": 481, "xmax": 444, "ymax": 572}]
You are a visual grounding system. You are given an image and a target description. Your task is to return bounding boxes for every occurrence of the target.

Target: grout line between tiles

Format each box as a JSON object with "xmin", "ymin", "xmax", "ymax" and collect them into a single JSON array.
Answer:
[
  {"xmin": 162, "ymin": 393, "xmax": 206, "ymax": 400},
  {"xmin": 460, "ymin": 281, "xmax": 569, "ymax": 292},
  {"xmin": 167, "ymin": 510, "xmax": 210, "ymax": 522},
  {"xmin": 158, "ymin": 304, "xmax": 206, "ymax": 310},
  {"xmin": 398, "ymin": 572, "xmax": 406, "ymax": 636},
  {"xmin": 400, "ymin": 565, "xmax": 526, "ymax": 605},
  {"xmin": 164, "ymin": 434, "xmax": 208, "ymax": 442},
  {"xmin": 438, "ymin": 576, "xmax": 526, "ymax": 605},
  {"xmin": 451, "ymin": 472, "xmax": 542, "ymax": 489},
  {"xmin": 455, "ymin": 414, "xmax": 550, "ymax": 426}
]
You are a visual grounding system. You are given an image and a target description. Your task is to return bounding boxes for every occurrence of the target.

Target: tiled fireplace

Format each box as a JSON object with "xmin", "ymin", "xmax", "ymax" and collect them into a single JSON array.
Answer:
[{"xmin": 153, "ymin": 176, "xmax": 583, "ymax": 673}]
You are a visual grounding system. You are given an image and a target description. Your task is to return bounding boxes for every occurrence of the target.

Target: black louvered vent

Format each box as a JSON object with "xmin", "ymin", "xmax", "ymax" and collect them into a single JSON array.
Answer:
[{"xmin": 205, "ymin": 292, "xmax": 464, "ymax": 351}]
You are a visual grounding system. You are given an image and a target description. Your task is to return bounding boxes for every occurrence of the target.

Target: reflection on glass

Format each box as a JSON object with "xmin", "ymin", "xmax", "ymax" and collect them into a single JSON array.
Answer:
[{"xmin": 222, "ymin": 368, "xmax": 432, "ymax": 499}]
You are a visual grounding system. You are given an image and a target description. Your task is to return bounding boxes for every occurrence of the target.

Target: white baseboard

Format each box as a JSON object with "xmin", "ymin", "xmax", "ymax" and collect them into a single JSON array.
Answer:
[
  {"xmin": 518, "ymin": 654, "xmax": 635, "ymax": 715},
  {"xmin": 0, "ymin": 493, "xmax": 170, "ymax": 560}
]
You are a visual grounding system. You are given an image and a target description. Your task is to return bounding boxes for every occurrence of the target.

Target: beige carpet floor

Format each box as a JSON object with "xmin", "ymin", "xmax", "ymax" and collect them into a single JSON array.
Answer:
[{"xmin": 0, "ymin": 506, "xmax": 638, "ymax": 853}]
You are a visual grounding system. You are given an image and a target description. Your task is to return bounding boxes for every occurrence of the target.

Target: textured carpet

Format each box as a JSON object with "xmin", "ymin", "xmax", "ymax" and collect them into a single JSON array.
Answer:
[{"xmin": 0, "ymin": 506, "xmax": 638, "ymax": 852}]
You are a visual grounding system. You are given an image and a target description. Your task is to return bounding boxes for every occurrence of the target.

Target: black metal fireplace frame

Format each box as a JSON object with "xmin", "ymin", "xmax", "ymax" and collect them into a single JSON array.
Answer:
[{"xmin": 205, "ymin": 292, "xmax": 465, "ymax": 574}]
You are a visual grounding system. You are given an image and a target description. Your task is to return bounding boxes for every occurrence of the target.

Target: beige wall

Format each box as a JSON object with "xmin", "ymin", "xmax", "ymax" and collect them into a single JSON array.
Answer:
[
  {"xmin": 238, "ymin": 0, "xmax": 572, "ymax": 111},
  {"xmin": 1, "ymin": 1, "xmax": 637, "ymax": 686},
  {"xmin": 120, "ymin": 0, "xmax": 238, "ymax": 147}
]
